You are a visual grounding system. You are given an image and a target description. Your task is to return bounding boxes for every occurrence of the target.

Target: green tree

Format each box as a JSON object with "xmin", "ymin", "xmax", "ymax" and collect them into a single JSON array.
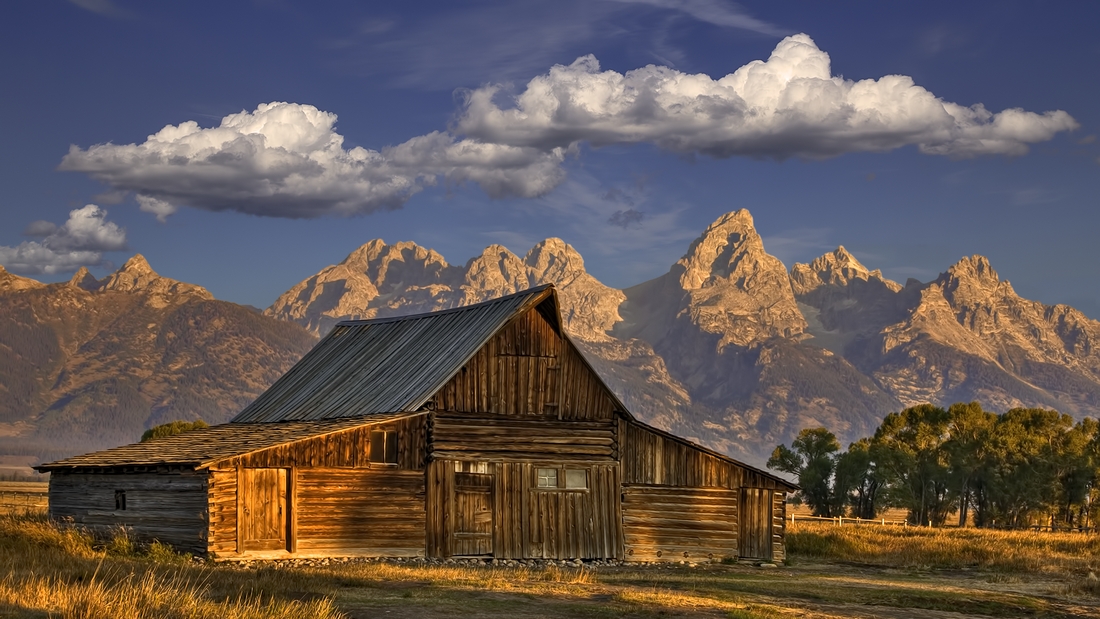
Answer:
[
  {"xmin": 140, "ymin": 419, "xmax": 209, "ymax": 442},
  {"xmin": 768, "ymin": 427, "xmax": 841, "ymax": 517},
  {"xmin": 834, "ymin": 438, "xmax": 882, "ymax": 519},
  {"xmin": 873, "ymin": 404, "xmax": 954, "ymax": 526},
  {"xmin": 944, "ymin": 402, "xmax": 996, "ymax": 527}
]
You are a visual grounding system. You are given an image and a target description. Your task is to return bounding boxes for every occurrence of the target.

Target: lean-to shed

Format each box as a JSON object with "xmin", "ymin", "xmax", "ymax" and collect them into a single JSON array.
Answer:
[{"xmin": 38, "ymin": 285, "xmax": 796, "ymax": 561}]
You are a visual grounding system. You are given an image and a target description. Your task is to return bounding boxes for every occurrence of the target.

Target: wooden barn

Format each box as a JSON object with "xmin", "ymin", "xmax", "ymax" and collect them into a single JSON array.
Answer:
[{"xmin": 38, "ymin": 285, "xmax": 796, "ymax": 562}]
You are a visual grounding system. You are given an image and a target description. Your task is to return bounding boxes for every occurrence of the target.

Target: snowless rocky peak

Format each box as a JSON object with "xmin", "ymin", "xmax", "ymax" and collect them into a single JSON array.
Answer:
[
  {"xmin": 461, "ymin": 245, "xmax": 530, "ymax": 303},
  {"xmin": 676, "ymin": 209, "xmax": 777, "ymax": 290},
  {"xmin": 525, "ymin": 238, "xmax": 587, "ymax": 284},
  {"xmin": 341, "ymin": 239, "xmax": 455, "ymax": 293},
  {"xmin": 0, "ymin": 265, "xmax": 45, "ymax": 292},
  {"xmin": 937, "ymin": 255, "xmax": 1015, "ymax": 307},
  {"xmin": 790, "ymin": 246, "xmax": 901, "ymax": 296},
  {"xmin": 98, "ymin": 254, "xmax": 212, "ymax": 305},
  {"xmin": 68, "ymin": 267, "xmax": 101, "ymax": 291}
]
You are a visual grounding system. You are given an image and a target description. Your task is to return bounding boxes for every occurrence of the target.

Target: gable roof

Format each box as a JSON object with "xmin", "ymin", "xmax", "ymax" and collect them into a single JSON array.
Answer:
[
  {"xmin": 37, "ymin": 414, "xmax": 415, "ymax": 471},
  {"xmin": 232, "ymin": 285, "xmax": 557, "ymax": 423}
]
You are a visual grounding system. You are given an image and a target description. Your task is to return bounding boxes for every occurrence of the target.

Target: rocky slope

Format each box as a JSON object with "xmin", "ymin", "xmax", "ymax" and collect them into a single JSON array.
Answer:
[{"xmin": 0, "ymin": 257, "xmax": 316, "ymax": 461}]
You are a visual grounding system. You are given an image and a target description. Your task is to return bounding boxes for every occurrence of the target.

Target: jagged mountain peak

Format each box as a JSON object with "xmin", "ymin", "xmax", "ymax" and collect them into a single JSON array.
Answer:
[
  {"xmin": 98, "ymin": 254, "xmax": 213, "ymax": 305},
  {"xmin": 0, "ymin": 263, "xmax": 45, "ymax": 292},
  {"xmin": 68, "ymin": 267, "xmax": 100, "ymax": 291},
  {"xmin": 676, "ymin": 209, "xmax": 780, "ymax": 291},
  {"xmin": 936, "ymin": 255, "xmax": 1014, "ymax": 306},
  {"xmin": 0, "ymin": 265, "xmax": 45, "ymax": 292},
  {"xmin": 526, "ymin": 238, "xmax": 587, "ymax": 284},
  {"xmin": 790, "ymin": 246, "xmax": 901, "ymax": 295}
]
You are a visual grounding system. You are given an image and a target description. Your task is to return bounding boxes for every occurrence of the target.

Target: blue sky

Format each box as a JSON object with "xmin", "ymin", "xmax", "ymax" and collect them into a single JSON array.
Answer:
[{"xmin": 2, "ymin": 1, "xmax": 1098, "ymax": 315}]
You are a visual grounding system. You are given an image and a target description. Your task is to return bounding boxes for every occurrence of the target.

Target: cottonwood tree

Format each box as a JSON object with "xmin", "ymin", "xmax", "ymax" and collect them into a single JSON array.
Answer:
[{"xmin": 767, "ymin": 427, "xmax": 841, "ymax": 517}]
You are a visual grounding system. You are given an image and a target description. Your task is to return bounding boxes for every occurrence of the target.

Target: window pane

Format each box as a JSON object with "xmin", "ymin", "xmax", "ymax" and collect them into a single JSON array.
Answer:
[
  {"xmin": 536, "ymin": 468, "xmax": 558, "ymax": 488},
  {"xmin": 370, "ymin": 431, "xmax": 385, "ymax": 463},
  {"xmin": 384, "ymin": 432, "xmax": 399, "ymax": 464},
  {"xmin": 565, "ymin": 469, "xmax": 587, "ymax": 489}
]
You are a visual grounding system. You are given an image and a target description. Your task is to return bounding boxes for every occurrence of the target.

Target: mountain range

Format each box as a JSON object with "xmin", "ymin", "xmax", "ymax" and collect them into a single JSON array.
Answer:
[{"xmin": 2, "ymin": 209, "xmax": 1099, "ymax": 466}]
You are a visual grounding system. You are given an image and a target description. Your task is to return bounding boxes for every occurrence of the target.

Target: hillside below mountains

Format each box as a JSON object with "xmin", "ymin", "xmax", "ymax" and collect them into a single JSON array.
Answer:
[
  {"xmin": 3, "ymin": 209, "xmax": 1099, "ymax": 466},
  {"xmin": 0, "ymin": 257, "xmax": 316, "ymax": 461}
]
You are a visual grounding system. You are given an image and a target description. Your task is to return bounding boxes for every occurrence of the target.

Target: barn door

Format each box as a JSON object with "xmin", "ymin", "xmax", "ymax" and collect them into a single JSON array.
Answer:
[
  {"xmin": 239, "ymin": 468, "xmax": 288, "ymax": 552},
  {"xmin": 739, "ymin": 488, "xmax": 773, "ymax": 560},
  {"xmin": 453, "ymin": 472, "xmax": 494, "ymax": 556}
]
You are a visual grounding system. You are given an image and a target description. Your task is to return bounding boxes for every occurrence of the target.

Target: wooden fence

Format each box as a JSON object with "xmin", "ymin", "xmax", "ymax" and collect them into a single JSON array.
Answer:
[
  {"xmin": 0, "ymin": 482, "xmax": 48, "ymax": 512},
  {"xmin": 790, "ymin": 513, "xmax": 909, "ymax": 527}
]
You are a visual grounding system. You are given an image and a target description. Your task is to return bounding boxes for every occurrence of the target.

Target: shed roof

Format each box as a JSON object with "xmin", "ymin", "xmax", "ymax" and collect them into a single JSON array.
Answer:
[
  {"xmin": 232, "ymin": 285, "xmax": 556, "ymax": 423},
  {"xmin": 37, "ymin": 414, "xmax": 414, "ymax": 471}
]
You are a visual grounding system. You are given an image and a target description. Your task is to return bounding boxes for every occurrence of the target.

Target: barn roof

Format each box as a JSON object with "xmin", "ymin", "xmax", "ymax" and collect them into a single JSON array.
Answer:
[
  {"xmin": 37, "ymin": 414, "xmax": 416, "ymax": 471},
  {"xmin": 232, "ymin": 285, "xmax": 558, "ymax": 423}
]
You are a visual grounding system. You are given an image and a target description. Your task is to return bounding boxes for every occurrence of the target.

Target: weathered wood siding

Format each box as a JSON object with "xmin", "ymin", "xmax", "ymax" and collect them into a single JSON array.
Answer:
[
  {"xmin": 205, "ymin": 415, "xmax": 428, "ymax": 558},
  {"xmin": 434, "ymin": 307, "xmax": 618, "ymax": 421},
  {"xmin": 430, "ymin": 414, "xmax": 617, "ymax": 462},
  {"xmin": 207, "ymin": 468, "xmax": 237, "ymax": 556},
  {"xmin": 771, "ymin": 491, "xmax": 786, "ymax": 562},
  {"xmin": 621, "ymin": 420, "xmax": 785, "ymax": 490},
  {"xmin": 427, "ymin": 459, "xmax": 622, "ymax": 560},
  {"xmin": 294, "ymin": 468, "xmax": 425, "ymax": 556},
  {"xmin": 48, "ymin": 471, "xmax": 208, "ymax": 555},
  {"xmin": 213, "ymin": 415, "xmax": 427, "ymax": 470},
  {"xmin": 738, "ymin": 488, "xmax": 773, "ymax": 560},
  {"xmin": 621, "ymin": 485, "xmax": 738, "ymax": 562}
]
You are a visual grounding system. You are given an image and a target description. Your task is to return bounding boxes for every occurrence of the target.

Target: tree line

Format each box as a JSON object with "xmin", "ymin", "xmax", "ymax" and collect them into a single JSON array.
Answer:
[{"xmin": 767, "ymin": 403, "xmax": 1099, "ymax": 529}]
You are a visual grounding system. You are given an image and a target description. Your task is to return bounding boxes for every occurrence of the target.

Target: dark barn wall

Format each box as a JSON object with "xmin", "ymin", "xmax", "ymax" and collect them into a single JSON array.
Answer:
[
  {"xmin": 294, "ymin": 467, "xmax": 425, "ymax": 556},
  {"xmin": 49, "ymin": 470, "xmax": 209, "ymax": 555},
  {"xmin": 620, "ymin": 420, "xmax": 788, "ymax": 562},
  {"xmin": 207, "ymin": 415, "xmax": 428, "ymax": 558}
]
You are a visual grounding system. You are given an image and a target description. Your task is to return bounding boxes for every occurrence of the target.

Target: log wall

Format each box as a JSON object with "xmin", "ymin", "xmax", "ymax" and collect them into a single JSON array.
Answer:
[
  {"xmin": 430, "ymin": 414, "xmax": 617, "ymax": 462},
  {"xmin": 294, "ymin": 468, "xmax": 425, "ymax": 556},
  {"xmin": 214, "ymin": 415, "xmax": 427, "ymax": 470},
  {"xmin": 620, "ymin": 420, "xmax": 787, "ymax": 490},
  {"xmin": 48, "ymin": 471, "xmax": 209, "ymax": 555},
  {"xmin": 434, "ymin": 308, "xmax": 618, "ymax": 421},
  {"xmin": 621, "ymin": 485, "xmax": 738, "ymax": 562}
]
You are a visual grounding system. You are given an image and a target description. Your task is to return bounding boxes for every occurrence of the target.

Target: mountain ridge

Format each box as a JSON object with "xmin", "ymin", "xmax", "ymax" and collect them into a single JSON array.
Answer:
[{"xmin": 4, "ymin": 210, "xmax": 1099, "ymax": 466}]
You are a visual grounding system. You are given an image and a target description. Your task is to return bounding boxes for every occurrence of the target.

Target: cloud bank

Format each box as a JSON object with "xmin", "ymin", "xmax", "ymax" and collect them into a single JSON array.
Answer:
[
  {"xmin": 0, "ymin": 205, "xmax": 127, "ymax": 274},
  {"xmin": 61, "ymin": 34, "xmax": 1076, "ymax": 220},
  {"xmin": 457, "ymin": 34, "xmax": 1078, "ymax": 158},
  {"xmin": 61, "ymin": 102, "xmax": 563, "ymax": 219}
]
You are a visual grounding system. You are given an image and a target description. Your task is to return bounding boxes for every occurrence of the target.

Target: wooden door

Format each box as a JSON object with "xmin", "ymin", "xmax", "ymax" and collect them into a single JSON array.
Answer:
[
  {"xmin": 453, "ymin": 472, "xmax": 493, "ymax": 556},
  {"xmin": 239, "ymin": 468, "xmax": 288, "ymax": 552},
  {"xmin": 739, "ymin": 488, "xmax": 772, "ymax": 560}
]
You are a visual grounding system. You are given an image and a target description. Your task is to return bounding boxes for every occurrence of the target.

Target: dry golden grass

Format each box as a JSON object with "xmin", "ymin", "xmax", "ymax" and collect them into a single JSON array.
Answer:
[
  {"xmin": 788, "ymin": 520, "xmax": 1100, "ymax": 574},
  {"xmin": 2, "ymin": 510, "xmax": 1099, "ymax": 618}
]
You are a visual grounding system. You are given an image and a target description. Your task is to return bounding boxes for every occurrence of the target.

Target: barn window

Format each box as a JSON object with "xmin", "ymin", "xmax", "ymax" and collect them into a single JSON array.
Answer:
[
  {"xmin": 536, "ymin": 468, "xmax": 558, "ymax": 488},
  {"xmin": 370, "ymin": 430, "xmax": 398, "ymax": 464},
  {"xmin": 114, "ymin": 490, "xmax": 126, "ymax": 510},
  {"xmin": 565, "ymin": 469, "xmax": 588, "ymax": 489}
]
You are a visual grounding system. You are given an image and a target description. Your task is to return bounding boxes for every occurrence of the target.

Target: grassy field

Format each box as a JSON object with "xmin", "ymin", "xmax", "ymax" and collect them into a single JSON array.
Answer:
[{"xmin": 1, "ymin": 509, "xmax": 1099, "ymax": 618}]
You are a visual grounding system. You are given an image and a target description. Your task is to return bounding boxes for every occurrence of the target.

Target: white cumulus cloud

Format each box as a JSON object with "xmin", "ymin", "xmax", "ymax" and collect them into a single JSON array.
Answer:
[
  {"xmin": 0, "ymin": 205, "xmax": 127, "ymax": 274},
  {"xmin": 455, "ymin": 33, "xmax": 1078, "ymax": 159},
  {"xmin": 59, "ymin": 35, "xmax": 1077, "ymax": 221},
  {"xmin": 60, "ymin": 102, "xmax": 563, "ymax": 219}
]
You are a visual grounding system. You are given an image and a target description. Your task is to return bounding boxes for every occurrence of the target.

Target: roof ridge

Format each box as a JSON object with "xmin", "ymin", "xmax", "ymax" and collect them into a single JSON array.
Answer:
[{"xmin": 335, "ymin": 283, "xmax": 554, "ymax": 326}]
